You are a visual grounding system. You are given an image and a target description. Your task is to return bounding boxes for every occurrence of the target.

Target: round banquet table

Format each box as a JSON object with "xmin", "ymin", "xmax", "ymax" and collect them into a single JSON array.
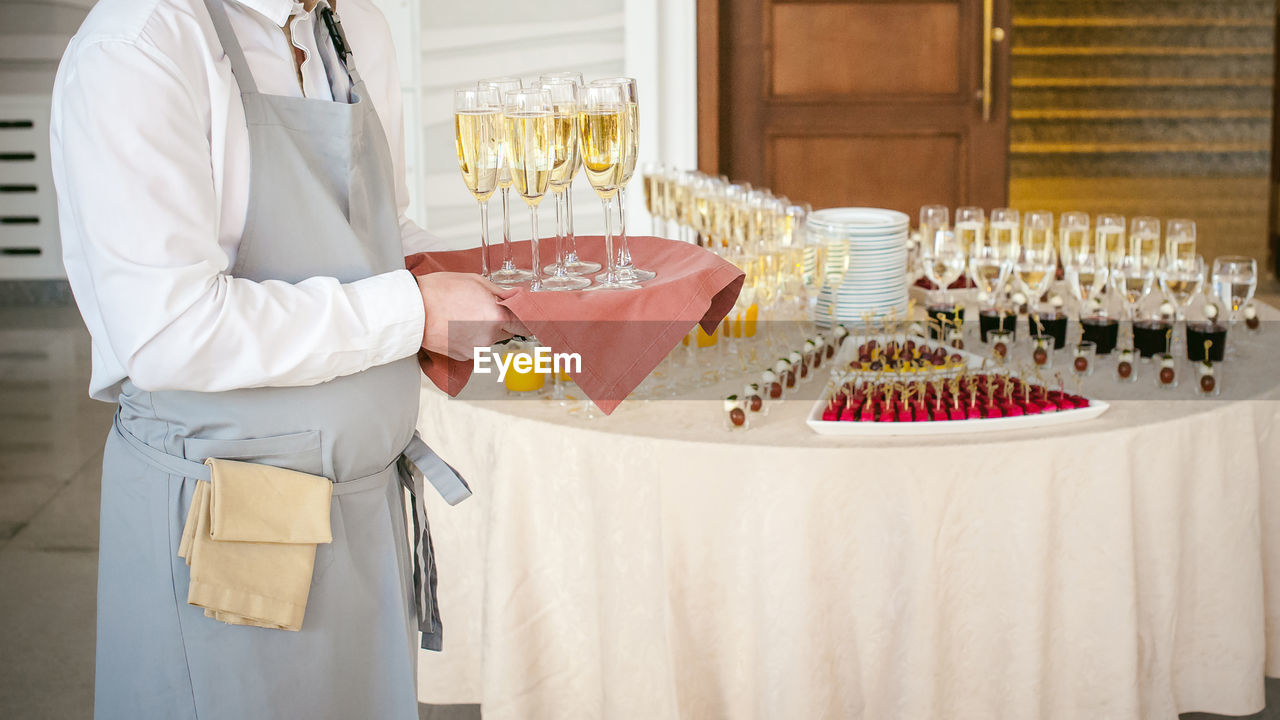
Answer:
[{"xmin": 412, "ymin": 315, "xmax": 1280, "ymax": 720}]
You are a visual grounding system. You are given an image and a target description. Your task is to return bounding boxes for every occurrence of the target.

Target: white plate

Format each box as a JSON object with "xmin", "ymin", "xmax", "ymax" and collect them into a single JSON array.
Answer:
[{"xmin": 809, "ymin": 207, "xmax": 911, "ymax": 229}]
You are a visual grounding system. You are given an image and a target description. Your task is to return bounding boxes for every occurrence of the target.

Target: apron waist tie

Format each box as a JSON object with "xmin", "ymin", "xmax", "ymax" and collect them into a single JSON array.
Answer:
[
  {"xmin": 112, "ymin": 413, "xmax": 471, "ymax": 651},
  {"xmin": 398, "ymin": 431, "xmax": 470, "ymax": 651}
]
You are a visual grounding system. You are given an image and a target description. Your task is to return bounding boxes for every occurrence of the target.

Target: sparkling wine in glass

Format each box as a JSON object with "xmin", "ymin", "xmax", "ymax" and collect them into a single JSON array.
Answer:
[
  {"xmin": 1022, "ymin": 211, "xmax": 1054, "ymax": 254},
  {"xmin": 923, "ymin": 229, "xmax": 966, "ymax": 309},
  {"xmin": 989, "ymin": 207, "xmax": 1019, "ymax": 261},
  {"xmin": 969, "ymin": 243, "xmax": 1010, "ymax": 310},
  {"xmin": 537, "ymin": 80, "xmax": 590, "ymax": 290},
  {"xmin": 1095, "ymin": 213, "xmax": 1126, "ymax": 269},
  {"xmin": 1165, "ymin": 219, "xmax": 1197, "ymax": 266},
  {"xmin": 1129, "ymin": 216, "xmax": 1161, "ymax": 270},
  {"xmin": 954, "ymin": 206, "xmax": 985, "ymax": 256},
  {"xmin": 1160, "ymin": 255, "xmax": 1205, "ymax": 312},
  {"xmin": 1058, "ymin": 211, "xmax": 1090, "ymax": 267},
  {"xmin": 537, "ymin": 73, "xmax": 599, "ymax": 277},
  {"xmin": 578, "ymin": 84, "xmax": 636, "ymax": 290},
  {"xmin": 1065, "ymin": 251, "xmax": 1107, "ymax": 309},
  {"xmin": 478, "ymin": 77, "xmax": 531, "ymax": 286},
  {"xmin": 453, "ymin": 88, "xmax": 501, "ymax": 277},
  {"xmin": 642, "ymin": 163, "xmax": 663, "ymax": 238},
  {"xmin": 503, "ymin": 88, "xmax": 555, "ymax": 291},
  {"xmin": 589, "ymin": 77, "xmax": 652, "ymax": 283},
  {"xmin": 1015, "ymin": 244, "xmax": 1057, "ymax": 313},
  {"xmin": 1111, "ymin": 254, "xmax": 1153, "ymax": 323}
]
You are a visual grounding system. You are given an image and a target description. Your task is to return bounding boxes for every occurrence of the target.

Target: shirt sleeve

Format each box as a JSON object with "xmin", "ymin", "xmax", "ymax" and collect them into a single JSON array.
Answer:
[{"xmin": 51, "ymin": 39, "xmax": 425, "ymax": 393}]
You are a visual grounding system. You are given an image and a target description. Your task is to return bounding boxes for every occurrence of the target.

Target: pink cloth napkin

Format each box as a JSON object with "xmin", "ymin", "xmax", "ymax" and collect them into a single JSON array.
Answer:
[{"xmin": 407, "ymin": 235, "xmax": 744, "ymax": 415}]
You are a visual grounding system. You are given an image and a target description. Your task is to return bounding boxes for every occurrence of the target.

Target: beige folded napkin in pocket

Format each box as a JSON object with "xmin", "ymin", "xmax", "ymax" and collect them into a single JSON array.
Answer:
[{"xmin": 177, "ymin": 458, "xmax": 333, "ymax": 631}]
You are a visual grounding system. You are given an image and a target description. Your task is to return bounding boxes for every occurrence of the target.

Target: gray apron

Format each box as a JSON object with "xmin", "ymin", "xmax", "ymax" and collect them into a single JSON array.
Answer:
[{"xmin": 92, "ymin": 1, "xmax": 469, "ymax": 717}]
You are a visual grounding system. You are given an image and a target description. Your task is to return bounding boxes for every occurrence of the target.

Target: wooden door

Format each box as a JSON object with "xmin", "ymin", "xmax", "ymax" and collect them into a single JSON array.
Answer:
[{"xmin": 699, "ymin": 0, "xmax": 1011, "ymax": 216}]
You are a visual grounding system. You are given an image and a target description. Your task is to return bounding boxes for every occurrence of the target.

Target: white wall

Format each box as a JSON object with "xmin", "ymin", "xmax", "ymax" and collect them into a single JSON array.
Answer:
[
  {"xmin": 415, "ymin": 0, "xmax": 627, "ymax": 248},
  {"xmin": 0, "ymin": 0, "xmax": 91, "ymax": 279},
  {"xmin": 384, "ymin": 0, "xmax": 698, "ymax": 249}
]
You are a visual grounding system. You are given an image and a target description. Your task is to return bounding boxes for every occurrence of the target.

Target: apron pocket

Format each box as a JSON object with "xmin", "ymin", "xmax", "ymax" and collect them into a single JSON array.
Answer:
[{"xmin": 183, "ymin": 429, "xmax": 323, "ymax": 476}]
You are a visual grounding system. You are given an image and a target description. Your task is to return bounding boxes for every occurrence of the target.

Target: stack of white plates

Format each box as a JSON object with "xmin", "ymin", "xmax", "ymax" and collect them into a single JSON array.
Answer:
[{"xmin": 807, "ymin": 207, "xmax": 909, "ymax": 328}]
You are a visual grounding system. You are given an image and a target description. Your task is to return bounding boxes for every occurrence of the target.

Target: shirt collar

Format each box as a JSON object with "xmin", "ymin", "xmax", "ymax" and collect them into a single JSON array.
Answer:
[{"xmin": 229, "ymin": 0, "xmax": 308, "ymax": 27}]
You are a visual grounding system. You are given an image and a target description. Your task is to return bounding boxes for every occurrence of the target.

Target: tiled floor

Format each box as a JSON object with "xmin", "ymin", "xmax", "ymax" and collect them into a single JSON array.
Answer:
[{"xmin": 0, "ymin": 304, "xmax": 1276, "ymax": 720}]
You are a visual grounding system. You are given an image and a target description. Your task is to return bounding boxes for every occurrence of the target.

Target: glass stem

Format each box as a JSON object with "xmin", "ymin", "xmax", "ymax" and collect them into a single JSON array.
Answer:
[
  {"xmin": 616, "ymin": 189, "xmax": 632, "ymax": 268},
  {"xmin": 565, "ymin": 184, "xmax": 579, "ymax": 262},
  {"xmin": 529, "ymin": 204, "xmax": 541, "ymax": 291},
  {"xmin": 603, "ymin": 195, "xmax": 617, "ymax": 283},
  {"xmin": 501, "ymin": 187, "xmax": 514, "ymax": 270},
  {"xmin": 554, "ymin": 190, "xmax": 567, "ymax": 276},
  {"xmin": 478, "ymin": 200, "xmax": 491, "ymax": 277}
]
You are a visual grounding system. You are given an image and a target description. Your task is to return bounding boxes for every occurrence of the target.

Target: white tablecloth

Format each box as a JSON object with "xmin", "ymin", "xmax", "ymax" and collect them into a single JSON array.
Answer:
[{"xmin": 413, "ymin": 322, "xmax": 1280, "ymax": 719}]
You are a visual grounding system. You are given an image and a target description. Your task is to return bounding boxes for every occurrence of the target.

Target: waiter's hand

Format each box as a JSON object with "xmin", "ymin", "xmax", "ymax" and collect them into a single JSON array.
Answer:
[{"xmin": 417, "ymin": 272, "xmax": 529, "ymax": 360}]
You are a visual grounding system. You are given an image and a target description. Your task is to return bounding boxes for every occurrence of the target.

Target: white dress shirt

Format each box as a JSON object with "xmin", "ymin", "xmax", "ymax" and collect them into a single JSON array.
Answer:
[{"xmin": 50, "ymin": 0, "xmax": 439, "ymax": 401}]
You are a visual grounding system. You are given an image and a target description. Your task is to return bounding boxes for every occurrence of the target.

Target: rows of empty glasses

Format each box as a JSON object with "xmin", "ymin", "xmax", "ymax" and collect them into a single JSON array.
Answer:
[{"xmin": 914, "ymin": 206, "xmax": 1261, "ymax": 362}]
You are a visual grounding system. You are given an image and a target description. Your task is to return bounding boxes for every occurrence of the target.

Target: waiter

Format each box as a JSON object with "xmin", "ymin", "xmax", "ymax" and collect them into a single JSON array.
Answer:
[{"xmin": 49, "ymin": 0, "xmax": 523, "ymax": 715}]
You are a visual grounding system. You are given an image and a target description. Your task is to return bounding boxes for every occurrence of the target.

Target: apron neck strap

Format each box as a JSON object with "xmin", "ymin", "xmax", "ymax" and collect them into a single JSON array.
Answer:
[{"xmin": 203, "ymin": 0, "xmax": 261, "ymax": 95}]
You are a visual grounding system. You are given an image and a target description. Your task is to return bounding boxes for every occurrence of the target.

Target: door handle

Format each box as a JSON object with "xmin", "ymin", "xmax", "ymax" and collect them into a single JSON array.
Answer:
[{"xmin": 980, "ymin": 0, "xmax": 1006, "ymax": 121}]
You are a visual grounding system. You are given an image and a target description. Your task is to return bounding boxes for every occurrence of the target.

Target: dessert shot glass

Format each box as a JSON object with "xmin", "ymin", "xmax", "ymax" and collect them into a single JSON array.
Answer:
[
  {"xmin": 1115, "ymin": 347, "xmax": 1137, "ymax": 383},
  {"xmin": 1072, "ymin": 341, "xmax": 1096, "ymax": 377},
  {"xmin": 1154, "ymin": 352, "xmax": 1178, "ymax": 389}
]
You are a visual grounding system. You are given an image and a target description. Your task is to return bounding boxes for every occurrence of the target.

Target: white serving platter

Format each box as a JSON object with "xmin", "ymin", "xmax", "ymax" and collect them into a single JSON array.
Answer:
[
  {"xmin": 804, "ymin": 397, "xmax": 1110, "ymax": 436},
  {"xmin": 805, "ymin": 334, "xmax": 1110, "ymax": 436}
]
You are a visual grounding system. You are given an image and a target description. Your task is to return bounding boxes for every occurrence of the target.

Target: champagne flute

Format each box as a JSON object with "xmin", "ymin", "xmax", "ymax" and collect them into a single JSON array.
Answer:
[
  {"xmin": 1095, "ymin": 213, "xmax": 1125, "ymax": 269},
  {"xmin": 537, "ymin": 80, "xmax": 590, "ymax": 290},
  {"xmin": 642, "ymin": 163, "xmax": 664, "ymax": 238},
  {"xmin": 578, "ymin": 84, "xmax": 636, "ymax": 290},
  {"xmin": 453, "ymin": 88, "xmax": 501, "ymax": 276},
  {"xmin": 538, "ymin": 73, "xmax": 600, "ymax": 276},
  {"xmin": 1129, "ymin": 216, "xmax": 1161, "ymax": 269},
  {"xmin": 478, "ymin": 77, "xmax": 531, "ymax": 286},
  {"xmin": 989, "ymin": 207, "xmax": 1019, "ymax": 260},
  {"xmin": 917, "ymin": 205, "xmax": 948, "ymax": 272},
  {"xmin": 589, "ymin": 77, "xmax": 654, "ymax": 283},
  {"xmin": 955, "ymin": 206, "xmax": 986, "ymax": 255},
  {"xmin": 1023, "ymin": 211, "xmax": 1053, "ymax": 253},
  {"xmin": 503, "ymin": 88, "xmax": 554, "ymax": 291},
  {"xmin": 693, "ymin": 173, "xmax": 718, "ymax": 247},
  {"xmin": 1165, "ymin": 218, "xmax": 1196, "ymax": 266},
  {"xmin": 1058, "ymin": 211, "xmax": 1090, "ymax": 267}
]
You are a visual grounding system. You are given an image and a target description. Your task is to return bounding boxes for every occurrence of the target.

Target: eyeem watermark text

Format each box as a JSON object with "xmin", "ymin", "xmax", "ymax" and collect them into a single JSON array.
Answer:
[{"xmin": 473, "ymin": 347, "xmax": 582, "ymax": 382}]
